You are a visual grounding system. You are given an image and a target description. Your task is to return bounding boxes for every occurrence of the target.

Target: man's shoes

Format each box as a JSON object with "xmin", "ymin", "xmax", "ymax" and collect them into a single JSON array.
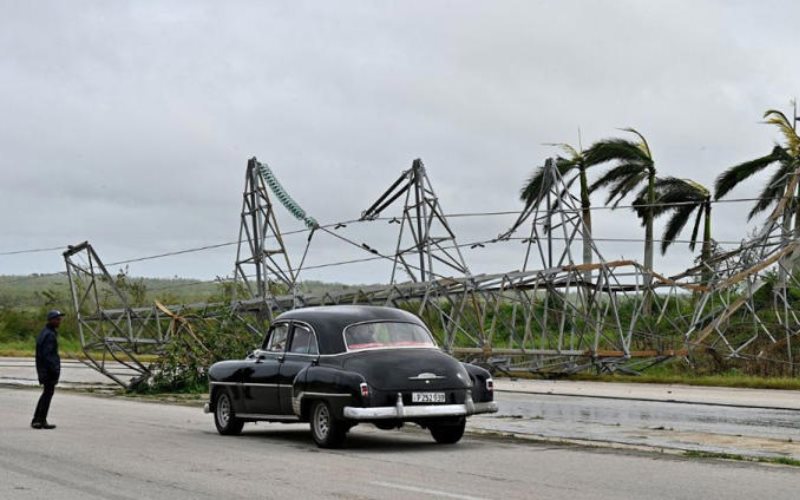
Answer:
[
  {"xmin": 41, "ymin": 422, "xmax": 56, "ymax": 430},
  {"xmin": 31, "ymin": 421, "xmax": 42, "ymax": 429}
]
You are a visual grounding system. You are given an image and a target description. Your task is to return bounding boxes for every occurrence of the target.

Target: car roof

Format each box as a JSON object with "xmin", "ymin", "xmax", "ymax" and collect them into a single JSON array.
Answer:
[{"xmin": 275, "ymin": 305, "xmax": 427, "ymax": 354}]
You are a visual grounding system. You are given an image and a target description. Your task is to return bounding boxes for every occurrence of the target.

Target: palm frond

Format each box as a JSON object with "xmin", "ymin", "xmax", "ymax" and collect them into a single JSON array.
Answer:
[
  {"xmin": 747, "ymin": 161, "xmax": 792, "ymax": 220},
  {"xmin": 713, "ymin": 146, "xmax": 783, "ymax": 200},
  {"xmin": 619, "ymin": 127, "xmax": 652, "ymax": 160},
  {"xmin": 520, "ymin": 158, "xmax": 579, "ymax": 208},
  {"xmin": 630, "ymin": 177, "xmax": 705, "ymax": 220},
  {"xmin": 655, "ymin": 178, "xmax": 707, "ymax": 202},
  {"xmin": 545, "ymin": 143, "xmax": 581, "ymax": 160},
  {"xmin": 688, "ymin": 204, "xmax": 704, "ymax": 252},
  {"xmin": 520, "ymin": 167, "xmax": 547, "ymax": 207},
  {"xmin": 589, "ymin": 163, "xmax": 645, "ymax": 193},
  {"xmin": 630, "ymin": 183, "xmax": 661, "ymax": 224},
  {"xmin": 609, "ymin": 172, "xmax": 646, "ymax": 208},
  {"xmin": 661, "ymin": 205, "xmax": 697, "ymax": 254},
  {"xmin": 764, "ymin": 109, "xmax": 800, "ymax": 156},
  {"xmin": 584, "ymin": 139, "xmax": 651, "ymax": 167}
]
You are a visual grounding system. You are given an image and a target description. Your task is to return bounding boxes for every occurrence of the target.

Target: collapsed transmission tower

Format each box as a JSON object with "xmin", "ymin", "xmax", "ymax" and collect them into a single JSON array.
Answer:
[
  {"xmin": 63, "ymin": 242, "xmax": 165, "ymax": 386},
  {"xmin": 63, "ymin": 158, "xmax": 320, "ymax": 388},
  {"xmin": 682, "ymin": 165, "xmax": 800, "ymax": 371},
  {"xmin": 361, "ymin": 158, "xmax": 470, "ymax": 283},
  {"xmin": 63, "ymin": 155, "xmax": 800, "ymax": 389},
  {"xmin": 234, "ymin": 157, "xmax": 306, "ymax": 305}
]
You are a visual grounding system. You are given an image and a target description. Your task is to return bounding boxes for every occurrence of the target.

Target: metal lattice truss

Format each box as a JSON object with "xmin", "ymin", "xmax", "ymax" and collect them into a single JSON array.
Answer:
[
  {"xmin": 361, "ymin": 158, "xmax": 470, "ymax": 283},
  {"xmin": 64, "ymin": 157, "xmax": 800, "ymax": 387},
  {"xmin": 681, "ymin": 166, "xmax": 800, "ymax": 367},
  {"xmin": 233, "ymin": 157, "xmax": 297, "ymax": 306},
  {"xmin": 64, "ymin": 242, "xmax": 166, "ymax": 386}
]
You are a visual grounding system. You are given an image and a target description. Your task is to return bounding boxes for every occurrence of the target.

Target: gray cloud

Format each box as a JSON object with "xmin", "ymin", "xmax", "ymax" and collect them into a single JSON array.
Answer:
[{"xmin": 1, "ymin": 0, "xmax": 798, "ymax": 284}]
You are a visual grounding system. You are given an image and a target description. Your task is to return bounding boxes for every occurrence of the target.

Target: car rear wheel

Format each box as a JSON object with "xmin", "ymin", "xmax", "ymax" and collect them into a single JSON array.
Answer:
[
  {"xmin": 214, "ymin": 391, "xmax": 244, "ymax": 436},
  {"xmin": 429, "ymin": 418, "xmax": 466, "ymax": 444},
  {"xmin": 310, "ymin": 400, "xmax": 347, "ymax": 448}
]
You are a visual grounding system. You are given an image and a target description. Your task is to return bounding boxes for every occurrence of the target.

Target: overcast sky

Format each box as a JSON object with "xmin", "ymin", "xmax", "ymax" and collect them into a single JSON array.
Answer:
[{"xmin": 1, "ymin": 0, "xmax": 798, "ymax": 285}]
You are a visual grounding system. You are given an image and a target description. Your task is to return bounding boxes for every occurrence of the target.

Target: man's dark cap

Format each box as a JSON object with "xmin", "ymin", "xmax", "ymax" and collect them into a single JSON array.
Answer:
[{"xmin": 46, "ymin": 310, "xmax": 66, "ymax": 321}]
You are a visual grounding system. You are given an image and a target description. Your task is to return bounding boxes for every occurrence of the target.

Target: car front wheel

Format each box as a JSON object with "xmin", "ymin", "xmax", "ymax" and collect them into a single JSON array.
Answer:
[
  {"xmin": 214, "ymin": 390, "xmax": 244, "ymax": 436},
  {"xmin": 429, "ymin": 418, "xmax": 466, "ymax": 444},
  {"xmin": 310, "ymin": 400, "xmax": 347, "ymax": 448}
]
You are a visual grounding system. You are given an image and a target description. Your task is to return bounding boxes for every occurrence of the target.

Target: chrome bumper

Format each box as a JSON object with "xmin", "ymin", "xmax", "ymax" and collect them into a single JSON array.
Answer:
[{"xmin": 343, "ymin": 393, "xmax": 498, "ymax": 420}]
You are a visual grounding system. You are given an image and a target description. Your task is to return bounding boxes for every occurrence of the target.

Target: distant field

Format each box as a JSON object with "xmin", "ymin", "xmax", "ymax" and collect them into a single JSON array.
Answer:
[
  {"xmin": 0, "ymin": 274, "xmax": 371, "ymax": 354},
  {"xmin": 0, "ymin": 274, "xmax": 217, "ymax": 309},
  {"xmin": 0, "ymin": 274, "xmax": 369, "ymax": 309}
]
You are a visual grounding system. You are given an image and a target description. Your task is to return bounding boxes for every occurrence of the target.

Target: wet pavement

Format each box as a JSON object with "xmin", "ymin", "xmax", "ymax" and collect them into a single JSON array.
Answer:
[
  {"xmin": 471, "ymin": 391, "xmax": 800, "ymax": 459},
  {"xmin": 3, "ymin": 357, "xmax": 799, "ymax": 460},
  {"xmin": 496, "ymin": 378, "xmax": 800, "ymax": 410}
]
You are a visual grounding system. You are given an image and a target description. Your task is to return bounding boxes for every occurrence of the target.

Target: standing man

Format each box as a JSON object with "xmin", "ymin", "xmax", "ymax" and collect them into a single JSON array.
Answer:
[{"xmin": 32, "ymin": 310, "xmax": 64, "ymax": 430}]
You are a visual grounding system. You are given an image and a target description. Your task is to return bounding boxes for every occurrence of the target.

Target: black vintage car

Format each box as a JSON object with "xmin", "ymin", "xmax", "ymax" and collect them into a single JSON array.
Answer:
[{"xmin": 204, "ymin": 305, "xmax": 497, "ymax": 448}]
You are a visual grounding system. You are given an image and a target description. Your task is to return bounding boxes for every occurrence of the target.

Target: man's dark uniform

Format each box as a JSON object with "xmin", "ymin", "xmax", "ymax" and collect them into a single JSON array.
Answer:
[{"xmin": 32, "ymin": 321, "xmax": 61, "ymax": 426}]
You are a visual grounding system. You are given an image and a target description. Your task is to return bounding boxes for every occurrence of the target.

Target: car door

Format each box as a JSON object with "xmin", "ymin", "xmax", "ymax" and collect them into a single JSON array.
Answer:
[
  {"xmin": 278, "ymin": 323, "xmax": 319, "ymax": 415},
  {"xmin": 243, "ymin": 322, "xmax": 289, "ymax": 416}
]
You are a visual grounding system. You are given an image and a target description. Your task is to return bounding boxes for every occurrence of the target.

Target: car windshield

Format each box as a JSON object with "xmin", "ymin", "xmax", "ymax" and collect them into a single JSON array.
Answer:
[{"xmin": 344, "ymin": 322, "xmax": 436, "ymax": 351}]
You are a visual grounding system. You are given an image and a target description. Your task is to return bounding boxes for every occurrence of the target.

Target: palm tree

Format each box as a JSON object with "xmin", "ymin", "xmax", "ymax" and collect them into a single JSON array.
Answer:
[
  {"xmin": 634, "ymin": 177, "xmax": 713, "ymax": 282},
  {"xmin": 715, "ymin": 109, "xmax": 800, "ymax": 281},
  {"xmin": 519, "ymin": 144, "xmax": 596, "ymax": 278},
  {"xmin": 585, "ymin": 128, "xmax": 657, "ymax": 307}
]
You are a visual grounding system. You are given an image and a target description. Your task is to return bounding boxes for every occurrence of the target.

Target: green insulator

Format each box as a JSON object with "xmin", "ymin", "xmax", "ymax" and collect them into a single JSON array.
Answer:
[{"xmin": 258, "ymin": 162, "xmax": 318, "ymax": 229}]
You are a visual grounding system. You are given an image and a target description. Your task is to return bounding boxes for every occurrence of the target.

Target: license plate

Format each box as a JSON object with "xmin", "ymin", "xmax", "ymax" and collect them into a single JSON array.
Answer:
[{"xmin": 412, "ymin": 392, "xmax": 446, "ymax": 403}]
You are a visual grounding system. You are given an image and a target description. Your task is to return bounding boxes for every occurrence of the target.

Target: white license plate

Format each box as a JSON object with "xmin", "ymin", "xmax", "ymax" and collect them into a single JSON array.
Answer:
[{"xmin": 412, "ymin": 392, "xmax": 446, "ymax": 403}]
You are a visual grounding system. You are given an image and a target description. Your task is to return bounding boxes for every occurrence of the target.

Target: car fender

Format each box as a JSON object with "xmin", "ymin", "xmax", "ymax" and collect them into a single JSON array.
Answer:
[
  {"xmin": 292, "ymin": 366, "xmax": 365, "ymax": 419},
  {"xmin": 208, "ymin": 361, "xmax": 247, "ymax": 413},
  {"xmin": 462, "ymin": 362, "xmax": 494, "ymax": 403}
]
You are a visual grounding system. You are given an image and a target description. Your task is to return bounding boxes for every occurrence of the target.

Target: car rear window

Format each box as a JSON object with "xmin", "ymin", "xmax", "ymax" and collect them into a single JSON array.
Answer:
[{"xmin": 344, "ymin": 322, "xmax": 436, "ymax": 351}]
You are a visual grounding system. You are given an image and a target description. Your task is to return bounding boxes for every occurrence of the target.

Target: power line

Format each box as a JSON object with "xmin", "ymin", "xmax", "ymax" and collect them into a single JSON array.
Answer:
[
  {"xmin": 0, "ymin": 246, "xmax": 64, "ymax": 256},
  {"xmin": 0, "ymin": 195, "xmax": 787, "ymax": 260},
  {"xmin": 105, "ymin": 241, "xmax": 238, "ymax": 267},
  {"xmin": 0, "ymin": 194, "xmax": 787, "ymax": 262},
  {"xmin": 0, "ymin": 223, "xmax": 752, "ymax": 290},
  {"xmin": 0, "ymin": 193, "xmax": 788, "ymax": 289}
]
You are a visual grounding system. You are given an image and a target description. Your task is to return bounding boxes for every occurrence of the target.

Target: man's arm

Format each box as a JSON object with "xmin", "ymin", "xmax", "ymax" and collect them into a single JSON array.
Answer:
[{"xmin": 40, "ymin": 332, "xmax": 60, "ymax": 378}]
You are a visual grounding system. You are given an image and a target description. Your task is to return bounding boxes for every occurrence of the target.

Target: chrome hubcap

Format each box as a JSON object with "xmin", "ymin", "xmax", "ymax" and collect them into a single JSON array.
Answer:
[
  {"xmin": 217, "ymin": 395, "xmax": 231, "ymax": 426},
  {"xmin": 314, "ymin": 404, "xmax": 330, "ymax": 439}
]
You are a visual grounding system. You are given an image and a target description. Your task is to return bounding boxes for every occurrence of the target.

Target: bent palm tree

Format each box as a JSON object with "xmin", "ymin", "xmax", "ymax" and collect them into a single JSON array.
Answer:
[
  {"xmin": 715, "ymin": 108, "xmax": 800, "ymax": 279},
  {"xmin": 585, "ymin": 129, "xmax": 657, "ymax": 302},
  {"xmin": 634, "ymin": 177, "xmax": 713, "ymax": 282},
  {"xmin": 519, "ymin": 144, "xmax": 597, "ymax": 276},
  {"xmin": 715, "ymin": 109, "xmax": 800, "ymax": 221},
  {"xmin": 584, "ymin": 128, "xmax": 656, "ymax": 310}
]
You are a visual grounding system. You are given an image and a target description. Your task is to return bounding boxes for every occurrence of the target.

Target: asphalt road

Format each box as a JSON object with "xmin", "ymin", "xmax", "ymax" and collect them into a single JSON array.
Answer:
[
  {"xmin": 1, "ymin": 388, "xmax": 798, "ymax": 499},
  {"xmin": 3, "ymin": 358, "xmax": 800, "ymax": 459}
]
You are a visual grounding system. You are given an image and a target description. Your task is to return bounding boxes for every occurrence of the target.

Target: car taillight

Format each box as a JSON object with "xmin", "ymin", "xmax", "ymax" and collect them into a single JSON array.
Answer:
[
  {"xmin": 486, "ymin": 378, "xmax": 494, "ymax": 392},
  {"xmin": 360, "ymin": 382, "xmax": 370, "ymax": 398}
]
